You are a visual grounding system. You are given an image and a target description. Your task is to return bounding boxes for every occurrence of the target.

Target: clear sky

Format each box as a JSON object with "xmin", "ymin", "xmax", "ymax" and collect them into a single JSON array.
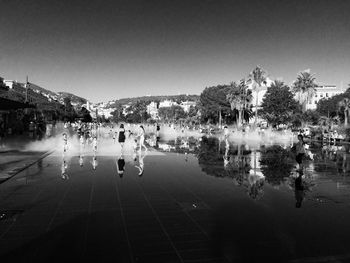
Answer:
[{"xmin": 1, "ymin": 0, "xmax": 349, "ymax": 102}]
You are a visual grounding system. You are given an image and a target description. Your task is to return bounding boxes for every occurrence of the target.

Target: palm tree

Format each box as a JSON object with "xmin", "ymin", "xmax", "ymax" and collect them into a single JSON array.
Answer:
[
  {"xmin": 247, "ymin": 66, "xmax": 267, "ymax": 125},
  {"xmin": 338, "ymin": 98, "xmax": 350, "ymax": 126},
  {"xmin": 227, "ymin": 79, "xmax": 252, "ymax": 127},
  {"xmin": 292, "ymin": 70, "xmax": 317, "ymax": 112}
]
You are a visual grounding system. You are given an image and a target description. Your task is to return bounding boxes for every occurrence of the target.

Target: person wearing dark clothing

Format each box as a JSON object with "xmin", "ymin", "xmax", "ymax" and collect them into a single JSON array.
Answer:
[
  {"xmin": 117, "ymin": 155, "xmax": 125, "ymax": 178},
  {"xmin": 118, "ymin": 124, "xmax": 126, "ymax": 150}
]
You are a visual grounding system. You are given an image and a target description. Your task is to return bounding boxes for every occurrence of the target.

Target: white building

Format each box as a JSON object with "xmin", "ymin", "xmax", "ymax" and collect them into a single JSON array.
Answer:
[
  {"xmin": 306, "ymin": 85, "xmax": 343, "ymax": 110},
  {"xmin": 159, "ymin": 99, "xmax": 177, "ymax": 108},
  {"xmin": 180, "ymin": 101, "xmax": 196, "ymax": 113},
  {"xmin": 248, "ymin": 77, "xmax": 274, "ymax": 109}
]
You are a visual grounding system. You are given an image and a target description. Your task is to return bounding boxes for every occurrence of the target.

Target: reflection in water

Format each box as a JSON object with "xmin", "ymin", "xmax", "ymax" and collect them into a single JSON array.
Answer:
[
  {"xmin": 135, "ymin": 150, "xmax": 147, "ymax": 176},
  {"xmin": 196, "ymin": 136, "xmax": 267, "ymax": 199},
  {"xmin": 223, "ymin": 139, "xmax": 229, "ymax": 168},
  {"xmin": 314, "ymin": 144, "xmax": 350, "ymax": 175},
  {"xmin": 260, "ymin": 145, "xmax": 294, "ymax": 186},
  {"xmin": 79, "ymin": 155, "xmax": 84, "ymax": 167},
  {"xmin": 295, "ymin": 170, "xmax": 305, "ymax": 208},
  {"xmin": 91, "ymin": 155, "xmax": 98, "ymax": 170},
  {"xmin": 116, "ymin": 154, "xmax": 125, "ymax": 178},
  {"xmin": 288, "ymin": 168, "xmax": 315, "ymax": 207},
  {"xmin": 61, "ymin": 157, "xmax": 68, "ymax": 180}
]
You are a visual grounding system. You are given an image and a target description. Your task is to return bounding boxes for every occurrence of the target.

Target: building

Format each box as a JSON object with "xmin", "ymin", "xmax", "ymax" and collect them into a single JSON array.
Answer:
[
  {"xmin": 306, "ymin": 85, "xmax": 343, "ymax": 110},
  {"xmin": 159, "ymin": 99, "xmax": 177, "ymax": 108},
  {"xmin": 247, "ymin": 77, "xmax": 274, "ymax": 110},
  {"xmin": 180, "ymin": 101, "xmax": 196, "ymax": 113}
]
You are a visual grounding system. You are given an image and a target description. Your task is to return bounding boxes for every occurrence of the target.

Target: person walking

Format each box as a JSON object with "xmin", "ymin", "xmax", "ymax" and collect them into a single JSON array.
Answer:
[
  {"xmin": 138, "ymin": 125, "xmax": 147, "ymax": 152},
  {"xmin": 118, "ymin": 124, "xmax": 126, "ymax": 151}
]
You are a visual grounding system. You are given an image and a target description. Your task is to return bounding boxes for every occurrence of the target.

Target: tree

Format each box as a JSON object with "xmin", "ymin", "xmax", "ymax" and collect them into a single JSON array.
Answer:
[
  {"xmin": 260, "ymin": 145, "xmax": 294, "ymax": 186},
  {"xmin": 199, "ymin": 85, "xmax": 231, "ymax": 124},
  {"xmin": 316, "ymin": 95, "xmax": 341, "ymax": 118},
  {"xmin": 158, "ymin": 105, "xmax": 186, "ymax": 122},
  {"xmin": 226, "ymin": 79, "xmax": 253, "ymax": 127},
  {"xmin": 247, "ymin": 66, "xmax": 267, "ymax": 125},
  {"xmin": 158, "ymin": 107, "xmax": 172, "ymax": 122},
  {"xmin": 302, "ymin": 110, "xmax": 320, "ymax": 126},
  {"xmin": 292, "ymin": 70, "xmax": 317, "ymax": 112},
  {"xmin": 260, "ymin": 80, "xmax": 300, "ymax": 127},
  {"xmin": 110, "ymin": 103, "xmax": 125, "ymax": 123},
  {"xmin": 63, "ymin": 97, "xmax": 76, "ymax": 121},
  {"xmin": 78, "ymin": 107, "xmax": 92, "ymax": 122},
  {"xmin": 123, "ymin": 100, "xmax": 150, "ymax": 123}
]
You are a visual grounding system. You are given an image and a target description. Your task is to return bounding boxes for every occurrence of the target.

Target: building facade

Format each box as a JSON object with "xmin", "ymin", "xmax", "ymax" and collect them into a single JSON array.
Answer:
[
  {"xmin": 180, "ymin": 101, "xmax": 196, "ymax": 113},
  {"xmin": 306, "ymin": 85, "xmax": 343, "ymax": 110}
]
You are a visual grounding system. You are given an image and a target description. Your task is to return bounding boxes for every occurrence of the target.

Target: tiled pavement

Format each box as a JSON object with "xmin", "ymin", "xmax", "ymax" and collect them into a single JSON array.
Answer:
[
  {"xmin": 2, "ymin": 152, "xmax": 350, "ymax": 262},
  {"xmin": 0, "ymin": 154, "xmax": 231, "ymax": 262}
]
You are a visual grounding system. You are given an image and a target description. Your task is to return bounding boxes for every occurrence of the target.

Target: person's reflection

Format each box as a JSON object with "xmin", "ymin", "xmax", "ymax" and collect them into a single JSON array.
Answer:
[
  {"xmin": 295, "ymin": 170, "xmax": 305, "ymax": 208},
  {"xmin": 116, "ymin": 154, "xmax": 125, "ymax": 178},
  {"xmin": 223, "ymin": 139, "xmax": 230, "ymax": 168},
  {"xmin": 91, "ymin": 155, "xmax": 98, "ymax": 170},
  {"xmin": 79, "ymin": 155, "xmax": 84, "ymax": 167},
  {"xmin": 61, "ymin": 157, "xmax": 68, "ymax": 180},
  {"xmin": 135, "ymin": 150, "xmax": 146, "ymax": 177}
]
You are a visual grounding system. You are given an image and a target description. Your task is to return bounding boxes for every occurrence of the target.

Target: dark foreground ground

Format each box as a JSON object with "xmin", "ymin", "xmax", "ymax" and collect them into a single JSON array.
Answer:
[{"xmin": 1, "ymin": 139, "xmax": 350, "ymax": 263}]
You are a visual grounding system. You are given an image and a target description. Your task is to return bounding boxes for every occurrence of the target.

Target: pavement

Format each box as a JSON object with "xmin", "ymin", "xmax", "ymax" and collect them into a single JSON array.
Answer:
[
  {"xmin": 0, "ymin": 135, "xmax": 53, "ymax": 183},
  {"xmin": 0, "ymin": 149, "xmax": 52, "ymax": 184}
]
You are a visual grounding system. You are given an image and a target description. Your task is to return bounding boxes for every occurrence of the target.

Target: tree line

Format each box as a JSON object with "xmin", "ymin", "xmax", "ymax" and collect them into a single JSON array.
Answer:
[{"xmin": 109, "ymin": 65, "xmax": 350, "ymax": 129}]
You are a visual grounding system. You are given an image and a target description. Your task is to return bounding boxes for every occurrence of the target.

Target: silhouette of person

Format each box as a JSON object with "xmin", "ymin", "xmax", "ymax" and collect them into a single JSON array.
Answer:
[
  {"xmin": 295, "ymin": 170, "xmax": 305, "ymax": 208},
  {"xmin": 118, "ymin": 124, "xmax": 126, "ymax": 150},
  {"xmin": 117, "ymin": 154, "xmax": 125, "ymax": 178},
  {"xmin": 295, "ymin": 134, "xmax": 306, "ymax": 171},
  {"xmin": 138, "ymin": 125, "xmax": 147, "ymax": 152},
  {"xmin": 92, "ymin": 136, "xmax": 98, "ymax": 154}
]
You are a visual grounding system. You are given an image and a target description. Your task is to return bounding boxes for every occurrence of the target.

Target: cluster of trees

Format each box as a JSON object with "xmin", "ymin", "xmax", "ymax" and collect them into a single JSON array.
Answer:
[
  {"xmin": 112, "ymin": 94, "xmax": 199, "ymax": 106},
  {"xmin": 110, "ymin": 96, "xmax": 200, "ymax": 124},
  {"xmin": 83, "ymin": 65, "xmax": 350, "ymax": 128},
  {"xmin": 60, "ymin": 97, "xmax": 92, "ymax": 122},
  {"xmin": 199, "ymin": 66, "xmax": 272, "ymax": 125},
  {"xmin": 199, "ymin": 65, "xmax": 350, "ymax": 128}
]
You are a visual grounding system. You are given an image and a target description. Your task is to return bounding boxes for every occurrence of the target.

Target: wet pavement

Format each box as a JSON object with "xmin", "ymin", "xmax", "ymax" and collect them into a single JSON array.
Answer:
[{"xmin": 1, "ymin": 135, "xmax": 350, "ymax": 262}]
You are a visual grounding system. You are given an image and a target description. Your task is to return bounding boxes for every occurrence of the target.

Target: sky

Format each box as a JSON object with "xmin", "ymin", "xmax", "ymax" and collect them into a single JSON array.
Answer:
[{"xmin": 1, "ymin": 0, "xmax": 349, "ymax": 102}]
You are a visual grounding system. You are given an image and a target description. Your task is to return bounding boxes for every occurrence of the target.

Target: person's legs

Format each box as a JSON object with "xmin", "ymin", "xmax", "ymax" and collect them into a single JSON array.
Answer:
[{"xmin": 140, "ymin": 137, "xmax": 147, "ymax": 151}]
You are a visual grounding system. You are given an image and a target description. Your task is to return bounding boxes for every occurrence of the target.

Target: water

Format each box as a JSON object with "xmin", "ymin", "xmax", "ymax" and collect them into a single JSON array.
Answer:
[{"xmin": 1, "ymin": 127, "xmax": 350, "ymax": 262}]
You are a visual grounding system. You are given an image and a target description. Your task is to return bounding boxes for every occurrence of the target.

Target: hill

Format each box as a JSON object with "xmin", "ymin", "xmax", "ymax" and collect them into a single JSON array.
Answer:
[
  {"xmin": 27, "ymin": 83, "xmax": 87, "ymax": 107},
  {"xmin": 57, "ymin": 92, "xmax": 87, "ymax": 105},
  {"xmin": 112, "ymin": 94, "xmax": 200, "ymax": 106}
]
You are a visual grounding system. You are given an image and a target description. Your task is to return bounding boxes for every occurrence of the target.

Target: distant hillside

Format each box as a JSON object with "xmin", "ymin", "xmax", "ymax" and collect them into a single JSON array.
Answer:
[
  {"xmin": 28, "ymin": 82, "xmax": 58, "ymax": 98},
  {"xmin": 28, "ymin": 83, "xmax": 87, "ymax": 106},
  {"xmin": 113, "ymin": 94, "xmax": 200, "ymax": 106},
  {"xmin": 57, "ymin": 92, "xmax": 87, "ymax": 105}
]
